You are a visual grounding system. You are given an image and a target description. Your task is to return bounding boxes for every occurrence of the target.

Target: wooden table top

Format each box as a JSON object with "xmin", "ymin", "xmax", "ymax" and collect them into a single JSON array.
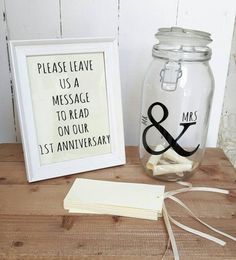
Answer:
[{"xmin": 0, "ymin": 144, "xmax": 236, "ymax": 259}]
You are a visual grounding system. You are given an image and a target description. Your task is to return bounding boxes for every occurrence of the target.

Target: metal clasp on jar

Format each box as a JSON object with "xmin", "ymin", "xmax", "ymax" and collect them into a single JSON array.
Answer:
[{"xmin": 160, "ymin": 61, "xmax": 182, "ymax": 91}]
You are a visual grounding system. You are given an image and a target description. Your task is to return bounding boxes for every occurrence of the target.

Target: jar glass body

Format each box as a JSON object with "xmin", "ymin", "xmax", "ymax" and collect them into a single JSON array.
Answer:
[{"xmin": 139, "ymin": 57, "xmax": 214, "ymax": 181}]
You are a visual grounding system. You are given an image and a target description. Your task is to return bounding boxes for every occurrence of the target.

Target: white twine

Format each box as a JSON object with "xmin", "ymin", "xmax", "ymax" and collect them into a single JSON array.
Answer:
[{"xmin": 163, "ymin": 182, "xmax": 236, "ymax": 260}]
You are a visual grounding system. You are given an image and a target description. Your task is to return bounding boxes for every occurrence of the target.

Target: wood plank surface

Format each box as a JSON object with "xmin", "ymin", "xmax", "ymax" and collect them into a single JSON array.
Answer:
[{"xmin": 0, "ymin": 144, "xmax": 235, "ymax": 259}]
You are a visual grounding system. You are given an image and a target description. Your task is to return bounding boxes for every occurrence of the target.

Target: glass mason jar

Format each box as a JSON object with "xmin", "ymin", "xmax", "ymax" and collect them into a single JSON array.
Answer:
[{"xmin": 139, "ymin": 27, "xmax": 214, "ymax": 181}]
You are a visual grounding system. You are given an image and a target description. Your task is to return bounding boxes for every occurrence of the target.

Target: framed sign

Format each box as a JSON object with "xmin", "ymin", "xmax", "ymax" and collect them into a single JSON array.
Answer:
[{"xmin": 10, "ymin": 38, "xmax": 125, "ymax": 182}]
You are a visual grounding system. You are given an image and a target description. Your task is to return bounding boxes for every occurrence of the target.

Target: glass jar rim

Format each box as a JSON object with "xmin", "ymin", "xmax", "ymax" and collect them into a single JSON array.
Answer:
[
  {"xmin": 153, "ymin": 27, "xmax": 212, "ymax": 61},
  {"xmin": 152, "ymin": 45, "xmax": 212, "ymax": 61}
]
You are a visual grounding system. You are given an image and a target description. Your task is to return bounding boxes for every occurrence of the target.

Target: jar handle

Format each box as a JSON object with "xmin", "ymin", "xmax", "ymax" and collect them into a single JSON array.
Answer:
[{"xmin": 160, "ymin": 61, "xmax": 182, "ymax": 91}]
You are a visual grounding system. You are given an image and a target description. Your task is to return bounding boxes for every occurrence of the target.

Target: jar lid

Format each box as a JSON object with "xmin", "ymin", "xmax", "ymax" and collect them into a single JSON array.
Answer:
[{"xmin": 153, "ymin": 27, "xmax": 212, "ymax": 61}]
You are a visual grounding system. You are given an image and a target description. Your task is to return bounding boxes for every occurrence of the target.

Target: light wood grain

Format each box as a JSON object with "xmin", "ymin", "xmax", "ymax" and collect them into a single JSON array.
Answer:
[{"xmin": 0, "ymin": 144, "xmax": 235, "ymax": 259}]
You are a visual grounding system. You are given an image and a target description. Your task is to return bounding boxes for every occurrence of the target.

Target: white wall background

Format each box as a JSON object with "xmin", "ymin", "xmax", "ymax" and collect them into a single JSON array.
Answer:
[
  {"xmin": 0, "ymin": 0, "xmax": 236, "ymax": 148},
  {"xmin": 218, "ymin": 19, "xmax": 236, "ymax": 168}
]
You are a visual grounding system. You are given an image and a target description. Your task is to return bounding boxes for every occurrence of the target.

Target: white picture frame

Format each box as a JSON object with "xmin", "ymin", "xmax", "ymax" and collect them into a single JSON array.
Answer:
[{"xmin": 10, "ymin": 38, "xmax": 125, "ymax": 182}]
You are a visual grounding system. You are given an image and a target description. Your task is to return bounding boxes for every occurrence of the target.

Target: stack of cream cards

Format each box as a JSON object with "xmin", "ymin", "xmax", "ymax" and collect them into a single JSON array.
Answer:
[{"xmin": 64, "ymin": 178, "xmax": 165, "ymax": 220}]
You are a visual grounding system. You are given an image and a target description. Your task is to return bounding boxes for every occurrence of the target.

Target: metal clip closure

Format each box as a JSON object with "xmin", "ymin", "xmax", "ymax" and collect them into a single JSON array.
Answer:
[{"xmin": 160, "ymin": 61, "xmax": 182, "ymax": 91}]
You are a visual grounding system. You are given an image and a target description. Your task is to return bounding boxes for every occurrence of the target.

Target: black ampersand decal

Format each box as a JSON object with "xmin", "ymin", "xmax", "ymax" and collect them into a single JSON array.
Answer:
[{"xmin": 142, "ymin": 102, "xmax": 199, "ymax": 156}]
